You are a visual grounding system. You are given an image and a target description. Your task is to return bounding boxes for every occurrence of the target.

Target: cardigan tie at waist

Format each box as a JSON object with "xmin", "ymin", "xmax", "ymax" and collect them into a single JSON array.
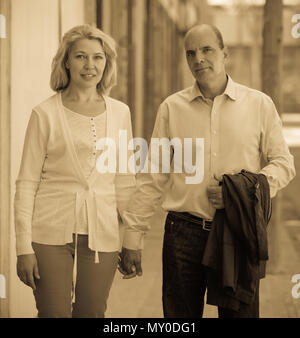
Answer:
[
  {"xmin": 72, "ymin": 187, "xmax": 100, "ymax": 304},
  {"xmin": 75, "ymin": 187, "xmax": 100, "ymax": 263}
]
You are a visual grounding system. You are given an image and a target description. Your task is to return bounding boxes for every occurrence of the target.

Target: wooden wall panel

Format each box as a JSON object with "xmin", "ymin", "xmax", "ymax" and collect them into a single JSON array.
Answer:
[
  {"xmin": 143, "ymin": 0, "xmax": 155, "ymax": 142},
  {"xmin": 60, "ymin": 0, "xmax": 85, "ymax": 36},
  {"xmin": 109, "ymin": 0, "xmax": 129, "ymax": 104},
  {"xmin": 143, "ymin": 0, "xmax": 184, "ymax": 141},
  {"xmin": 10, "ymin": 0, "xmax": 60, "ymax": 318},
  {"xmin": 84, "ymin": 0, "xmax": 97, "ymax": 26},
  {"xmin": 0, "ymin": 0, "xmax": 11, "ymax": 318},
  {"xmin": 130, "ymin": 0, "xmax": 145, "ymax": 137}
]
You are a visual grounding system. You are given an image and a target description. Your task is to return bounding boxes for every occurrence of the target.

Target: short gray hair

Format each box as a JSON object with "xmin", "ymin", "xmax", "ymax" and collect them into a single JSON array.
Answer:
[{"xmin": 184, "ymin": 24, "xmax": 225, "ymax": 50}]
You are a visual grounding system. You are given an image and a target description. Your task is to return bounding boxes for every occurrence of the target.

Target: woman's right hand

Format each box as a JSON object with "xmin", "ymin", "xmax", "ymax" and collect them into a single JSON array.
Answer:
[{"xmin": 17, "ymin": 254, "xmax": 40, "ymax": 290}]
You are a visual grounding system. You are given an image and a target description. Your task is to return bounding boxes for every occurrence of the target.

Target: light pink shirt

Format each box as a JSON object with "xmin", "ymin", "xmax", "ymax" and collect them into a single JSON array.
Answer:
[{"xmin": 121, "ymin": 76, "xmax": 296, "ymax": 250}]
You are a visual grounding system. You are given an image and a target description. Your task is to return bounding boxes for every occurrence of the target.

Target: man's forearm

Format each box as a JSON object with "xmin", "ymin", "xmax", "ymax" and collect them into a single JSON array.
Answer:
[{"xmin": 121, "ymin": 171, "xmax": 169, "ymax": 249}]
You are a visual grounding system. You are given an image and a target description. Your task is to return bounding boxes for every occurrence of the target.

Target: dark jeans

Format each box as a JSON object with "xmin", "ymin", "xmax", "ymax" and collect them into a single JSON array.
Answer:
[{"xmin": 162, "ymin": 212, "xmax": 260, "ymax": 318}]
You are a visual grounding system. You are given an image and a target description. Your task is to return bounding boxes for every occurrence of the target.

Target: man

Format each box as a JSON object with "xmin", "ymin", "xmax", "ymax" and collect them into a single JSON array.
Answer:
[{"xmin": 119, "ymin": 24, "xmax": 295, "ymax": 318}]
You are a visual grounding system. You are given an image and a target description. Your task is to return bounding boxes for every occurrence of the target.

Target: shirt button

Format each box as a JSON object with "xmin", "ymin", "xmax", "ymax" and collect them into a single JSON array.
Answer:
[
  {"xmin": 212, "ymin": 130, "xmax": 217, "ymax": 135},
  {"xmin": 213, "ymin": 152, "xmax": 217, "ymax": 157}
]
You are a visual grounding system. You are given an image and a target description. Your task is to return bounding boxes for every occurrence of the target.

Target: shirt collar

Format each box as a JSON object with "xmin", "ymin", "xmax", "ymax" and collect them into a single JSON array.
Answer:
[
  {"xmin": 188, "ymin": 74, "xmax": 237, "ymax": 102},
  {"xmin": 223, "ymin": 75, "xmax": 237, "ymax": 101},
  {"xmin": 189, "ymin": 82, "xmax": 205, "ymax": 102}
]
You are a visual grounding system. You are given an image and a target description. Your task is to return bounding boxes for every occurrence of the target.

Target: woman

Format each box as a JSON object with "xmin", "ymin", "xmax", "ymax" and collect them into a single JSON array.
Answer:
[{"xmin": 14, "ymin": 24, "xmax": 136, "ymax": 318}]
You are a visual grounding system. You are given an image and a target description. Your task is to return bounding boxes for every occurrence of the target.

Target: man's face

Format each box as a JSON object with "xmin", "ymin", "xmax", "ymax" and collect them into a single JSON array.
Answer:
[{"xmin": 185, "ymin": 27, "xmax": 227, "ymax": 86}]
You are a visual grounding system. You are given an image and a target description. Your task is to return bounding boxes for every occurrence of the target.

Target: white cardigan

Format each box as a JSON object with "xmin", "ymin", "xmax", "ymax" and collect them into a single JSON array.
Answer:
[{"xmin": 14, "ymin": 93, "xmax": 136, "ymax": 256}]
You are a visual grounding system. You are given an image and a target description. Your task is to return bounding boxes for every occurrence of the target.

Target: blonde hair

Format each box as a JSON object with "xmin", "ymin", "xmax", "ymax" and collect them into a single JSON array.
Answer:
[{"xmin": 50, "ymin": 24, "xmax": 117, "ymax": 95}]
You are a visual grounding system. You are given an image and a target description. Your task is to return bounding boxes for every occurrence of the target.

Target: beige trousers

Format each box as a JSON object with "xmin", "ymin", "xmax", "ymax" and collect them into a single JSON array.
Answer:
[{"xmin": 32, "ymin": 235, "xmax": 118, "ymax": 318}]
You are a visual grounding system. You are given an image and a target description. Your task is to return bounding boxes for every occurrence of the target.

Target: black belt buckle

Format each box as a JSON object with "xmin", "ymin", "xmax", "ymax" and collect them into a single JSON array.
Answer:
[{"xmin": 202, "ymin": 219, "xmax": 211, "ymax": 231}]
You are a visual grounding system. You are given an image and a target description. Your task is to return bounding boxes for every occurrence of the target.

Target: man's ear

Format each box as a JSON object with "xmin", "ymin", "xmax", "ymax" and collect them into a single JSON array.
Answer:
[{"xmin": 223, "ymin": 46, "xmax": 228, "ymax": 59}]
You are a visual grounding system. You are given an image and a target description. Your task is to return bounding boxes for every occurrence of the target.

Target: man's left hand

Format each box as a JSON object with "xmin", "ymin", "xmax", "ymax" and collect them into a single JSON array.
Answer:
[
  {"xmin": 207, "ymin": 185, "xmax": 224, "ymax": 209},
  {"xmin": 118, "ymin": 247, "xmax": 143, "ymax": 279}
]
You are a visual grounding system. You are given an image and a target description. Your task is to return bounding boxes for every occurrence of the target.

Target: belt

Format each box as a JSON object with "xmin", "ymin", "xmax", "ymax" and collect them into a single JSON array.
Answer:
[{"xmin": 168, "ymin": 211, "xmax": 212, "ymax": 231}]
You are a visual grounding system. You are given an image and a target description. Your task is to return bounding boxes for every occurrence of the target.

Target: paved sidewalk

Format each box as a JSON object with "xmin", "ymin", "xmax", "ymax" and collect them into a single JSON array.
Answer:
[
  {"xmin": 260, "ymin": 217, "xmax": 300, "ymax": 318},
  {"xmin": 106, "ymin": 207, "xmax": 300, "ymax": 318}
]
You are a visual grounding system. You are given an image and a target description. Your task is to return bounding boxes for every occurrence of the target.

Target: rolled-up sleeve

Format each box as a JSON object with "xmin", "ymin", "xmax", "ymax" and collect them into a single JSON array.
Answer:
[
  {"xmin": 121, "ymin": 103, "xmax": 171, "ymax": 250},
  {"xmin": 259, "ymin": 96, "xmax": 296, "ymax": 198},
  {"xmin": 14, "ymin": 110, "xmax": 48, "ymax": 255},
  {"xmin": 115, "ymin": 107, "xmax": 136, "ymax": 215}
]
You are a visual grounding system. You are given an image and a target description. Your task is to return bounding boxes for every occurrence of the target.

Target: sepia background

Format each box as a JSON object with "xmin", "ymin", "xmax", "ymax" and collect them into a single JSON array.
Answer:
[{"xmin": 0, "ymin": 0, "xmax": 299, "ymax": 318}]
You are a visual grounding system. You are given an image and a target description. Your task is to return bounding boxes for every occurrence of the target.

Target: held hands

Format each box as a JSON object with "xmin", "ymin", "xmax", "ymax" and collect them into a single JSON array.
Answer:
[
  {"xmin": 118, "ymin": 247, "xmax": 143, "ymax": 279},
  {"xmin": 17, "ymin": 254, "xmax": 40, "ymax": 290},
  {"xmin": 207, "ymin": 185, "xmax": 224, "ymax": 209}
]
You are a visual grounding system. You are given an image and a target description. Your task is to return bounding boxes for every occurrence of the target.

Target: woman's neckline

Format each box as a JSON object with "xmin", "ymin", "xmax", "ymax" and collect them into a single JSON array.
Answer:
[
  {"xmin": 63, "ymin": 104, "xmax": 106, "ymax": 119},
  {"xmin": 60, "ymin": 92, "xmax": 106, "ymax": 118}
]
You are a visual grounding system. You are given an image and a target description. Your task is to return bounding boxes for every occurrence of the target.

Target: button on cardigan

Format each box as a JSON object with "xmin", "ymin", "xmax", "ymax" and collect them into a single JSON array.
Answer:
[
  {"xmin": 64, "ymin": 107, "xmax": 107, "ymax": 234},
  {"xmin": 14, "ymin": 93, "xmax": 136, "ymax": 256}
]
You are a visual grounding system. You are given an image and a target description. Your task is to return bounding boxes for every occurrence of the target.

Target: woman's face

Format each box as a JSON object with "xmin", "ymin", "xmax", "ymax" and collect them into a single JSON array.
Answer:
[{"xmin": 66, "ymin": 38, "xmax": 106, "ymax": 90}]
